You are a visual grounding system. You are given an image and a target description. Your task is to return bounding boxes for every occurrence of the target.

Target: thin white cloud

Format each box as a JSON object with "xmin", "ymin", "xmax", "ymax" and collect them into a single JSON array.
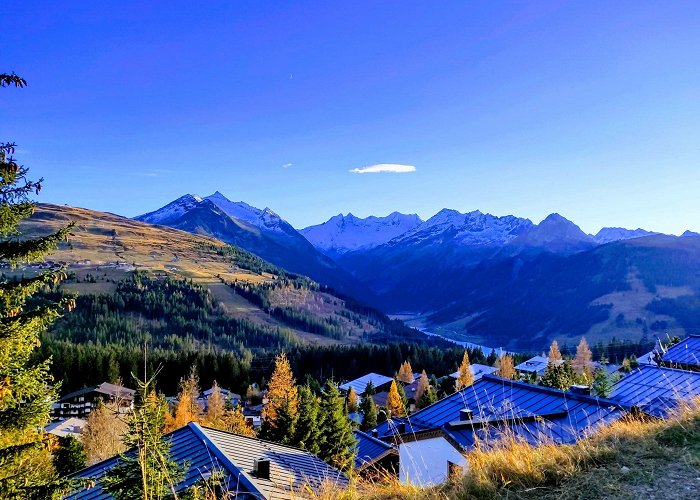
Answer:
[
  {"xmin": 350, "ymin": 163, "xmax": 416, "ymax": 174},
  {"xmin": 282, "ymin": 163, "xmax": 293, "ymax": 168}
]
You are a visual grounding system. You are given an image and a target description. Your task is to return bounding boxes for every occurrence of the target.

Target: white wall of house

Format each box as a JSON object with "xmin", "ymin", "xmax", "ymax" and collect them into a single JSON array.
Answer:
[{"xmin": 398, "ymin": 436, "xmax": 467, "ymax": 485}]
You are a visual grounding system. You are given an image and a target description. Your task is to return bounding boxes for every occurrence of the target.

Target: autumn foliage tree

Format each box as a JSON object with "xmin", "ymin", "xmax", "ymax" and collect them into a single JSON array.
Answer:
[
  {"xmin": 345, "ymin": 386, "xmax": 358, "ymax": 414},
  {"xmin": 81, "ymin": 401, "xmax": 128, "ymax": 465},
  {"xmin": 260, "ymin": 352, "xmax": 299, "ymax": 442},
  {"xmin": 396, "ymin": 360, "xmax": 414, "ymax": 384},
  {"xmin": 414, "ymin": 370, "xmax": 430, "ymax": 403},
  {"xmin": 572, "ymin": 337, "xmax": 594, "ymax": 381},
  {"xmin": 171, "ymin": 368, "xmax": 202, "ymax": 430},
  {"xmin": 456, "ymin": 351, "xmax": 474, "ymax": 390},
  {"xmin": 548, "ymin": 340, "xmax": 563, "ymax": 361},
  {"xmin": 495, "ymin": 354, "xmax": 516, "ymax": 380},
  {"xmin": 386, "ymin": 380, "xmax": 405, "ymax": 418}
]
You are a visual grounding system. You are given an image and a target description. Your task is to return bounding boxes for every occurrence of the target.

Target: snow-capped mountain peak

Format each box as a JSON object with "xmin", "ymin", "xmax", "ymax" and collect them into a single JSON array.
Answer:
[
  {"xmin": 593, "ymin": 227, "xmax": 657, "ymax": 244},
  {"xmin": 134, "ymin": 193, "xmax": 203, "ymax": 225},
  {"xmin": 203, "ymin": 192, "xmax": 289, "ymax": 233},
  {"xmin": 301, "ymin": 212, "xmax": 423, "ymax": 256}
]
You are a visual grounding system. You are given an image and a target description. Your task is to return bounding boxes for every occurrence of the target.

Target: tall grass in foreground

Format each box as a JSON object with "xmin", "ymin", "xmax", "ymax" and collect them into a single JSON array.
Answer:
[{"xmin": 318, "ymin": 399, "xmax": 700, "ymax": 499}]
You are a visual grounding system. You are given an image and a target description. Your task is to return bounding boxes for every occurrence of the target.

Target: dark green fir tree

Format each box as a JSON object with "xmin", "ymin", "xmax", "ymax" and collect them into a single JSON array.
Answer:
[
  {"xmin": 359, "ymin": 391, "xmax": 378, "ymax": 432},
  {"xmin": 0, "ymin": 72, "xmax": 74, "ymax": 498},
  {"xmin": 318, "ymin": 381, "xmax": 357, "ymax": 473},
  {"xmin": 292, "ymin": 384, "xmax": 322, "ymax": 454}
]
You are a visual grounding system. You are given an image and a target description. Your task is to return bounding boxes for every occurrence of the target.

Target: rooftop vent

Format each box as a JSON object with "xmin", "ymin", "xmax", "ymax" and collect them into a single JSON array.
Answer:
[
  {"xmin": 253, "ymin": 458, "xmax": 270, "ymax": 480},
  {"xmin": 569, "ymin": 385, "xmax": 591, "ymax": 396},
  {"xmin": 459, "ymin": 408, "xmax": 473, "ymax": 421},
  {"xmin": 396, "ymin": 422, "xmax": 406, "ymax": 433},
  {"xmin": 371, "ymin": 429, "xmax": 379, "ymax": 438}
]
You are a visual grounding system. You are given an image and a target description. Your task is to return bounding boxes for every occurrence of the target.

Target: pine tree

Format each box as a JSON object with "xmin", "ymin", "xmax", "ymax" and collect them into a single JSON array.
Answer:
[
  {"xmin": 345, "ymin": 387, "xmax": 358, "ymax": 414},
  {"xmin": 359, "ymin": 392, "xmax": 378, "ymax": 431},
  {"xmin": 572, "ymin": 337, "xmax": 594, "ymax": 381},
  {"xmin": 540, "ymin": 360, "xmax": 577, "ymax": 391},
  {"xmin": 293, "ymin": 385, "xmax": 322, "ymax": 454},
  {"xmin": 102, "ymin": 375, "xmax": 184, "ymax": 500},
  {"xmin": 0, "ymin": 74, "xmax": 75, "ymax": 496},
  {"xmin": 456, "ymin": 351, "xmax": 474, "ymax": 390},
  {"xmin": 53, "ymin": 436, "xmax": 86, "ymax": 477},
  {"xmin": 171, "ymin": 368, "xmax": 201, "ymax": 430},
  {"xmin": 495, "ymin": 354, "xmax": 516, "ymax": 379},
  {"xmin": 260, "ymin": 352, "xmax": 299, "ymax": 442},
  {"xmin": 414, "ymin": 370, "xmax": 430, "ymax": 404},
  {"xmin": 363, "ymin": 381, "xmax": 376, "ymax": 397},
  {"xmin": 592, "ymin": 368, "xmax": 613, "ymax": 398},
  {"xmin": 386, "ymin": 380, "xmax": 405, "ymax": 418},
  {"xmin": 396, "ymin": 360, "xmax": 414, "ymax": 384},
  {"xmin": 417, "ymin": 385, "xmax": 438, "ymax": 409},
  {"xmin": 318, "ymin": 381, "xmax": 356, "ymax": 473},
  {"xmin": 548, "ymin": 340, "xmax": 563, "ymax": 361}
]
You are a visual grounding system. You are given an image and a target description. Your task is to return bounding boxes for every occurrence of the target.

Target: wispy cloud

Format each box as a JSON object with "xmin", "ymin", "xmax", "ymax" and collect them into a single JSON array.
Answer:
[
  {"xmin": 282, "ymin": 163, "xmax": 293, "ymax": 168},
  {"xmin": 350, "ymin": 163, "xmax": 416, "ymax": 174},
  {"xmin": 132, "ymin": 168, "xmax": 172, "ymax": 178}
]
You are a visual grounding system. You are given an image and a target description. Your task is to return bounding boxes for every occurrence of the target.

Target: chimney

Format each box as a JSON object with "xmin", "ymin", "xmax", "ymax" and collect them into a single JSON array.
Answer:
[
  {"xmin": 569, "ymin": 385, "xmax": 591, "ymax": 396},
  {"xmin": 371, "ymin": 429, "xmax": 379, "ymax": 438},
  {"xmin": 459, "ymin": 408, "xmax": 473, "ymax": 421},
  {"xmin": 253, "ymin": 458, "xmax": 270, "ymax": 480},
  {"xmin": 396, "ymin": 422, "xmax": 406, "ymax": 433}
]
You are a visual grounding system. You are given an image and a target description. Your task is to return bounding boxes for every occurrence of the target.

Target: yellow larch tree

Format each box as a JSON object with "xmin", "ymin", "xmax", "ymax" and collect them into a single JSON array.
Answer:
[
  {"xmin": 397, "ymin": 360, "xmax": 414, "ymax": 384},
  {"xmin": 386, "ymin": 380, "xmax": 406, "ymax": 418},
  {"xmin": 456, "ymin": 351, "xmax": 474, "ymax": 390},
  {"xmin": 548, "ymin": 340, "xmax": 563, "ymax": 361},
  {"xmin": 495, "ymin": 354, "xmax": 516, "ymax": 380},
  {"xmin": 260, "ymin": 352, "xmax": 299, "ymax": 441}
]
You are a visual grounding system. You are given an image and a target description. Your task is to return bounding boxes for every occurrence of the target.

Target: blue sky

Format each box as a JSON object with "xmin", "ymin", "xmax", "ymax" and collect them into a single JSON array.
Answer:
[{"xmin": 3, "ymin": 1, "xmax": 700, "ymax": 234}]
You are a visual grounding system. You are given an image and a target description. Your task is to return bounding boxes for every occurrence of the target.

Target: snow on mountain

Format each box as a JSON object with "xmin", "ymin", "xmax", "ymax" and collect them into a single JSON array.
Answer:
[
  {"xmin": 204, "ymin": 191, "xmax": 290, "ymax": 234},
  {"xmin": 393, "ymin": 209, "xmax": 533, "ymax": 247},
  {"xmin": 593, "ymin": 227, "xmax": 657, "ymax": 244},
  {"xmin": 134, "ymin": 194, "xmax": 203, "ymax": 225},
  {"xmin": 300, "ymin": 212, "xmax": 422, "ymax": 255}
]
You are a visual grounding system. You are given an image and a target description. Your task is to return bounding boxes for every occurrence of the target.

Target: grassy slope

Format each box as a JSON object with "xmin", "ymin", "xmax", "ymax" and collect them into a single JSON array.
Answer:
[
  {"xmin": 18, "ymin": 204, "xmax": 386, "ymax": 345},
  {"xmin": 324, "ymin": 404, "xmax": 700, "ymax": 500}
]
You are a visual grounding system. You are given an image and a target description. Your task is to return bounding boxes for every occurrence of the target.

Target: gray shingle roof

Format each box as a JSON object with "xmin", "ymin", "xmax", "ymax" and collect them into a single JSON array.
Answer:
[
  {"xmin": 662, "ymin": 335, "xmax": 700, "ymax": 368},
  {"xmin": 610, "ymin": 365, "xmax": 700, "ymax": 418},
  {"xmin": 371, "ymin": 375, "xmax": 627, "ymax": 449},
  {"xmin": 65, "ymin": 423, "xmax": 348, "ymax": 499},
  {"xmin": 339, "ymin": 373, "xmax": 393, "ymax": 395}
]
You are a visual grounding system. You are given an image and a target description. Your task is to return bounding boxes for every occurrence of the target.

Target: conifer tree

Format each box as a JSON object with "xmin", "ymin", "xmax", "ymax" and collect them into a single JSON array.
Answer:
[
  {"xmin": 548, "ymin": 340, "xmax": 563, "ymax": 361},
  {"xmin": 414, "ymin": 370, "xmax": 430, "ymax": 404},
  {"xmin": 345, "ymin": 386, "xmax": 358, "ymax": 414},
  {"xmin": 456, "ymin": 351, "xmax": 474, "ymax": 390},
  {"xmin": 359, "ymin": 392, "xmax": 378, "ymax": 431},
  {"xmin": 572, "ymin": 337, "xmax": 594, "ymax": 381},
  {"xmin": 540, "ymin": 360, "xmax": 577, "ymax": 391},
  {"xmin": 293, "ymin": 385, "xmax": 322, "ymax": 454},
  {"xmin": 396, "ymin": 360, "xmax": 414, "ymax": 384},
  {"xmin": 318, "ymin": 381, "xmax": 356, "ymax": 473},
  {"xmin": 53, "ymin": 436, "xmax": 86, "ymax": 477},
  {"xmin": 0, "ymin": 73, "xmax": 75, "ymax": 496},
  {"xmin": 417, "ymin": 385, "xmax": 438, "ymax": 409},
  {"xmin": 494, "ymin": 354, "xmax": 516, "ymax": 380},
  {"xmin": 260, "ymin": 352, "xmax": 299, "ymax": 442},
  {"xmin": 102, "ymin": 375, "xmax": 184, "ymax": 500},
  {"xmin": 386, "ymin": 380, "xmax": 405, "ymax": 417},
  {"xmin": 363, "ymin": 381, "xmax": 376, "ymax": 397},
  {"xmin": 171, "ymin": 368, "xmax": 201, "ymax": 430},
  {"xmin": 592, "ymin": 368, "xmax": 613, "ymax": 398}
]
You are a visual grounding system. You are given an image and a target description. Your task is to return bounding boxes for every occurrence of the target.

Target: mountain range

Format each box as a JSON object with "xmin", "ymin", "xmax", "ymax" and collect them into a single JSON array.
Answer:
[{"xmin": 135, "ymin": 194, "xmax": 700, "ymax": 350}]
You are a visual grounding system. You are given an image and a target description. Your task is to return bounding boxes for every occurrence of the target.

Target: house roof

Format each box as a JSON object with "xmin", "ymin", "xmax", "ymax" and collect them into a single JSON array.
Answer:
[
  {"xmin": 58, "ymin": 382, "xmax": 135, "ymax": 403},
  {"xmin": 371, "ymin": 375, "xmax": 627, "ymax": 450},
  {"xmin": 353, "ymin": 430, "xmax": 397, "ymax": 471},
  {"xmin": 514, "ymin": 356, "xmax": 562, "ymax": 375},
  {"xmin": 371, "ymin": 391, "xmax": 389, "ymax": 408},
  {"xmin": 340, "ymin": 373, "xmax": 393, "ymax": 395},
  {"xmin": 66, "ymin": 423, "xmax": 348, "ymax": 499},
  {"xmin": 662, "ymin": 335, "xmax": 700, "ymax": 368},
  {"xmin": 449, "ymin": 364, "xmax": 498, "ymax": 380},
  {"xmin": 610, "ymin": 365, "xmax": 700, "ymax": 418},
  {"xmin": 45, "ymin": 418, "xmax": 86, "ymax": 438}
]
